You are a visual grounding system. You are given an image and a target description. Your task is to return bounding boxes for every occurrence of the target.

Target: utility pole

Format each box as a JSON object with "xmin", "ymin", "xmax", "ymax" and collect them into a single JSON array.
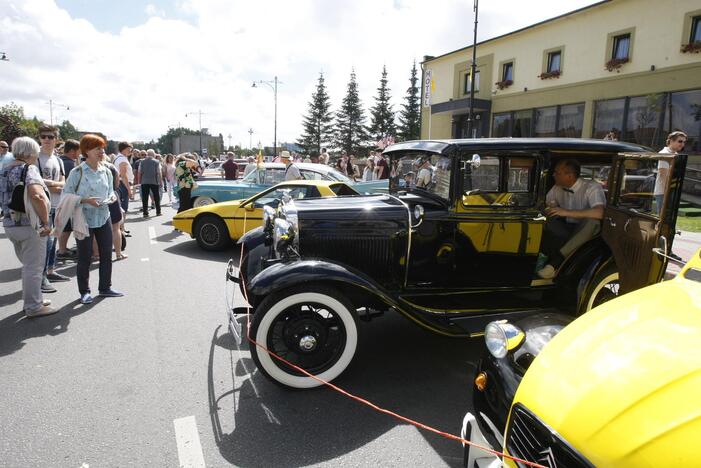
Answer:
[
  {"xmin": 252, "ymin": 77, "xmax": 281, "ymax": 157},
  {"xmin": 185, "ymin": 110, "xmax": 206, "ymax": 154},
  {"xmin": 47, "ymin": 99, "xmax": 70, "ymax": 126},
  {"xmin": 248, "ymin": 128, "xmax": 254, "ymax": 149},
  {"xmin": 227, "ymin": 133, "xmax": 232, "ymax": 150},
  {"xmin": 466, "ymin": 0, "xmax": 479, "ymax": 138}
]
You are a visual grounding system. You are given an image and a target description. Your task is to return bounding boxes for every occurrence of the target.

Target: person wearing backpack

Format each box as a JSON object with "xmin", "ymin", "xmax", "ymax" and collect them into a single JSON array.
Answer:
[
  {"xmin": 63, "ymin": 134, "xmax": 124, "ymax": 305},
  {"xmin": 0, "ymin": 137, "xmax": 56, "ymax": 317}
]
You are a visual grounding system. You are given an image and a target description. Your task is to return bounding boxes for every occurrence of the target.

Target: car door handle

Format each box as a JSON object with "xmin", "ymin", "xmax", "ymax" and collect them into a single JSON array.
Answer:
[{"xmin": 605, "ymin": 217, "xmax": 616, "ymax": 228}]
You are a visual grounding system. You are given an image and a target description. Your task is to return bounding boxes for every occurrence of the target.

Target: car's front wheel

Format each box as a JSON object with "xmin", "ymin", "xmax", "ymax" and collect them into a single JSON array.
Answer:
[
  {"xmin": 194, "ymin": 215, "xmax": 231, "ymax": 251},
  {"xmin": 250, "ymin": 285, "xmax": 358, "ymax": 389},
  {"xmin": 581, "ymin": 264, "xmax": 620, "ymax": 312}
]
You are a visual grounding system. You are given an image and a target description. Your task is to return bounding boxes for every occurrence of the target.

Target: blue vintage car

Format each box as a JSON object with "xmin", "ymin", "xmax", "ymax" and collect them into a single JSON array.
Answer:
[{"xmin": 185, "ymin": 162, "xmax": 389, "ymax": 207}]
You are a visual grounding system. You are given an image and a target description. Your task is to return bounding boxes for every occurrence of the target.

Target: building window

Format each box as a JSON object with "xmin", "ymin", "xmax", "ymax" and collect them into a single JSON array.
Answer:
[
  {"xmin": 534, "ymin": 106, "xmax": 557, "ymax": 137},
  {"xmin": 547, "ymin": 51, "xmax": 561, "ymax": 73},
  {"xmin": 624, "ymin": 94, "xmax": 664, "ymax": 147},
  {"xmin": 512, "ymin": 110, "xmax": 533, "ymax": 137},
  {"xmin": 612, "ymin": 34, "xmax": 631, "ymax": 60},
  {"xmin": 691, "ymin": 15, "xmax": 701, "ymax": 43},
  {"xmin": 593, "ymin": 98, "xmax": 626, "ymax": 140},
  {"xmin": 492, "ymin": 113, "xmax": 511, "ymax": 138},
  {"xmin": 667, "ymin": 89, "xmax": 701, "ymax": 155},
  {"xmin": 502, "ymin": 62, "xmax": 513, "ymax": 82},
  {"xmin": 557, "ymin": 103, "xmax": 585, "ymax": 138},
  {"xmin": 464, "ymin": 70, "xmax": 480, "ymax": 94}
]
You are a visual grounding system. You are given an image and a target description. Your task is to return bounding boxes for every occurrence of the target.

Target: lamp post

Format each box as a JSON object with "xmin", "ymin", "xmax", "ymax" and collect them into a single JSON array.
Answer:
[
  {"xmin": 248, "ymin": 128, "xmax": 254, "ymax": 150},
  {"xmin": 466, "ymin": 0, "xmax": 479, "ymax": 138},
  {"xmin": 185, "ymin": 110, "xmax": 206, "ymax": 155},
  {"xmin": 252, "ymin": 77, "xmax": 281, "ymax": 157},
  {"xmin": 47, "ymin": 99, "xmax": 70, "ymax": 126}
]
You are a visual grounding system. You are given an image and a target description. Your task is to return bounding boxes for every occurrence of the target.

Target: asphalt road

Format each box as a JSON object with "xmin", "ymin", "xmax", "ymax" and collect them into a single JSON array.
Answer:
[{"xmin": 0, "ymin": 203, "xmax": 481, "ymax": 467}]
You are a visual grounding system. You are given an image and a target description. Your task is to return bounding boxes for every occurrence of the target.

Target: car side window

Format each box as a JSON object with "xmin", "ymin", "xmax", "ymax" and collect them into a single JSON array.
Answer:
[
  {"xmin": 614, "ymin": 159, "xmax": 661, "ymax": 216},
  {"xmin": 462, "ymin": 155, "xmax": 537, "ymax": 207},
  {"xmin": 301, "ymin": 170, "xmax": 323, "ymax": 181},
  {"xmin": 253, "ymin": 186, "xmax": 312, "ymax": 208}
]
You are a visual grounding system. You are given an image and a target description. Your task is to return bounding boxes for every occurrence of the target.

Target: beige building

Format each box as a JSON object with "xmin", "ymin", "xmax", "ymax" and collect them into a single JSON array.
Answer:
[{"xmin": 420, "ymin": 0, "xmax": 701, "ymax": 155}]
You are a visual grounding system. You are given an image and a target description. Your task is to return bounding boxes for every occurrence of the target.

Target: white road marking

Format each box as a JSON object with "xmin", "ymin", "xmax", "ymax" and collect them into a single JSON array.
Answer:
[
  {"xmin": 148, "ymin": 226, "xmax": 157, "ymax": 245},
  {"xmin": 173, "ymin": 416, "xmax": 206, "ymax": 468},
  {"xmin": 140, "ymin": 257, "xmax": 150, "ymax": 262}
]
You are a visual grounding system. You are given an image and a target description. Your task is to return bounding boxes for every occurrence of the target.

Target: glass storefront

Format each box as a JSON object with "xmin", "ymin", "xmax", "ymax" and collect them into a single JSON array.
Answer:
[{"xmin": 557, "ymin": 103, "xmax": 585, "ymax": 138}]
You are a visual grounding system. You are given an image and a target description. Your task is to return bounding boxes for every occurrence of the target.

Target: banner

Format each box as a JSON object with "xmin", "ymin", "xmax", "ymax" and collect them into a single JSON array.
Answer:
[{"xmin": 423, "ymin": 69, "xmax": 433, "ymax": 108}]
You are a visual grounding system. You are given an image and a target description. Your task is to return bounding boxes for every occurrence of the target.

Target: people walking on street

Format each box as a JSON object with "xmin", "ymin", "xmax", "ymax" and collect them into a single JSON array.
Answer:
[
  {"xmin": 0, "ymin": 137, "xmax": 56, "ymax": 317},
  {"xmin": 175, "ymin": 154, "xmax": 199, "ymax": 212},
  {"xmin": 36, "ymin": 124, "xmax": 69, "ymax": 290},
  {"xmin": 655, "ymin": 131, "xmax": 687, "ymax": 214},
  {"xmin": 222, "ymin": 152, "xmax": 238, "ymax": 180},
  {"xmin": 63, "ymin": 134, "xmax": 123, "ymax": 304},
  {"xmin": 281, "ymin": 151, "xmax": 302, "ymax": 181},
  {"xmin": 163, "ymin": 154, "xmax": 176, "ymax": 205},
  {"xmin": 56, "ymin": 139, "xmax": 80, "ymax": 260},
  {"xmin": 114, "ymin": 142, "xmax": 134, "ymax": 214},
  {"xmin": 138, "ymin": 149, "xmax": 162, "ymax": 217},
  {"xmin": 102, "ymin": 153, "xmax": 127, "ymax": 260}
]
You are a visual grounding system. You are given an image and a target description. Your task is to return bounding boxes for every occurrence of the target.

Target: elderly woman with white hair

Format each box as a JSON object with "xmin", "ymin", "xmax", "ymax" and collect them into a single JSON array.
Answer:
[{"xmin": 0, "ymin": 136, "xmax": 57, "ymax": 317}]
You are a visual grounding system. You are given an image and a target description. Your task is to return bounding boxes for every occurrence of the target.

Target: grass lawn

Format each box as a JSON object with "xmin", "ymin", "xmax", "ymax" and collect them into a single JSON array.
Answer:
[{"xmin": 677, "ymin": 216, "xmax": 701, "ymax": 233}]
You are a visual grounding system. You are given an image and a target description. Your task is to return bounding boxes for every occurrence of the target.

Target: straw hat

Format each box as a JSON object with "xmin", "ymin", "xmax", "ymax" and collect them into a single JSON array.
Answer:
[{"xmin": 280, "ymin": 150, "xmax": 291, "ymax": 159}]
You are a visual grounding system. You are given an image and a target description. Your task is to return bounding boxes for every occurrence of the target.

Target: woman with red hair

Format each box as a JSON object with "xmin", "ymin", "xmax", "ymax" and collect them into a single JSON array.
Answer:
[{"xmin": 63, "ymin": 134, "xmax": 123, "ymax": 304}]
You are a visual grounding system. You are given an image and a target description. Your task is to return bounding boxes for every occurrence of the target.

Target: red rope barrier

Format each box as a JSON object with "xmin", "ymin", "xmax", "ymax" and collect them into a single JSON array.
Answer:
[{"xmin": 235, "ymin": 212, "xmax": 545, "ymax": 468}]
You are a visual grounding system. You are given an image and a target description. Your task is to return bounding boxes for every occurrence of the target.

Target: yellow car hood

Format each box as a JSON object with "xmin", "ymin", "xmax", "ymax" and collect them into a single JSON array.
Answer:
[{"xmin": 513, "ymin": 253, "xmax": 701, "ymax": 467}]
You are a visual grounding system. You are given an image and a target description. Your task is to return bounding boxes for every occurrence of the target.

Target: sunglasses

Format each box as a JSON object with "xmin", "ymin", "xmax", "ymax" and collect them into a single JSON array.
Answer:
[
  {"xmin": 0, "ymin": 146, "xmax": 8, "ymax": 149},
  {"xmin": 40, "ymin": 134, "xmax": 56, "ymax": 140}
]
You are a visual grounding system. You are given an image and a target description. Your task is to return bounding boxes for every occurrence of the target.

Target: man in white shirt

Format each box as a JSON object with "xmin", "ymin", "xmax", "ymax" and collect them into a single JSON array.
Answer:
[
  {"xmin": 537, "ymin": 159, "xmax": 606, "ymax": 279},
  {"xmin": 415, "ymin": 157, "xmax": 433, "ymax": 189},
  {"xmin": 281, "ymin": 151, "xmax": 301, "ymax": 181},
  {"xmin": 654, "ymin": 131, "xmax": 687, "ymax": 214},
  {"xmin": 36, "ymin": 125, "xmax": 69, "ymax": 289}
]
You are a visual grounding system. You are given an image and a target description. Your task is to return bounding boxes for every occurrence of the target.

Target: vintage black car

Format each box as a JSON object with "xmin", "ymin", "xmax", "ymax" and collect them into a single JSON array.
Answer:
[{"xmin": 232, "ymin": 138, "xmax": 687, "ymax": 389}]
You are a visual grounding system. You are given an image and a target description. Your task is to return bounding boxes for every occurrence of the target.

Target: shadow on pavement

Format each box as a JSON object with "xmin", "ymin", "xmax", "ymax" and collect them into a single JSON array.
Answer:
[
  {"xmin": 207, "ymin": 313, "xmax": 481, "ymax": 467},
  {"xmin": 163, "ymin": 241, "xmax": 238, "ymax": 262},
  {"xmin": 0, "ymin": 298, "xmax": 103, "ymax": 357},
  {"xmin": 0, "ymin": 267, "xmax": 22, "ymax": 283}
]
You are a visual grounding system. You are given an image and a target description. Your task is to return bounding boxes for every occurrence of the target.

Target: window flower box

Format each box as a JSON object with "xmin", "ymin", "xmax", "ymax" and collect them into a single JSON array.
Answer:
[
  {"xmin": 538, "ymin": 70, "xmax": 560, "ymax": 80},
  {"xmin": 495, "ymin": 79, "xmax": 513, "ymax": 90},
  {"xmin": 681, "ymin": 41, "xmax": 701, "ymax": 53},
  {"xmin": 605, "ymin": 57, "xmax": 629, "ymax": 72}
]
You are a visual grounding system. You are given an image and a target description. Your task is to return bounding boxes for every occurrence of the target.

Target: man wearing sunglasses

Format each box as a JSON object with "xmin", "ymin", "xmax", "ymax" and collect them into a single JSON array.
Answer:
[
  {"xmin": 654, "ymin": 130, "xmax": 687, "ymax": 214},
  {"xmin": 36, "ymin": 125, "xmax": 69, "ymax": 291}
]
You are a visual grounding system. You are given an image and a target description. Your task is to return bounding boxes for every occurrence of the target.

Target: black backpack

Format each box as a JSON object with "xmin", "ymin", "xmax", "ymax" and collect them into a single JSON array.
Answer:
[{"xmin": 8, "ymin": 164, "xmax": 29, "ymax": 213}]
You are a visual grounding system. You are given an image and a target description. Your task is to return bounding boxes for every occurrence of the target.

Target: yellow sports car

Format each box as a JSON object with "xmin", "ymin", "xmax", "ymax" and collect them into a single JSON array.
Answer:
[{"xmin": 173, "ymin": 180, "xmax": 358, "ymax": 250}]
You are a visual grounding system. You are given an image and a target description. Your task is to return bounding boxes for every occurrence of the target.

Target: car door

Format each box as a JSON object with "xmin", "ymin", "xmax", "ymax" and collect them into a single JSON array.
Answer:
[
  {"xmin": 601, "ymin": 152, "xmax": 687, "ymax": 293},
  {"xmin": 452, "ymin": 152, "xmax": 546, "ymax": 288}
]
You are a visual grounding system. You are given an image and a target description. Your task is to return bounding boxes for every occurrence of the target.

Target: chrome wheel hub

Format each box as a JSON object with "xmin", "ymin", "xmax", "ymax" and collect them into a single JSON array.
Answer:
[{"xmin": 299, "ymin": 335, "xmax": 317, "ymax": 351}]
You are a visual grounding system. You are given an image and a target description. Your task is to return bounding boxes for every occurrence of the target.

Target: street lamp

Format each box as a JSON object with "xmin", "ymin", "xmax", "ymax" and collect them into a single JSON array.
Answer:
[
  {"xmin": 252, "ymin": 77, "xmax": 281, "ymax": 157},
  {"xmin": 466, "ymin": 0, "xmax": 480, "ymax": 138},
  {"xmin": 248, "ymin": 128, "xmax": 254, "ymax": 150},
  {"xmin": 47, "ymin": 99, "xmax": 70, "ymax": 126},
  {"xmin": 185, "ymin": 110, "xmax": 206, "ymax": 155}
]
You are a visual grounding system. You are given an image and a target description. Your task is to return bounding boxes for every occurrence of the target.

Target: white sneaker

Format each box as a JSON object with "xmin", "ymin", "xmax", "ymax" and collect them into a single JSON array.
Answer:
[
  {"xmin": 26, "ymin": 305, "xmax": 58, "ymax": 318},
  {"xmin": 537, "ymin": 264, "xmax": 555, "ymax": 279}
]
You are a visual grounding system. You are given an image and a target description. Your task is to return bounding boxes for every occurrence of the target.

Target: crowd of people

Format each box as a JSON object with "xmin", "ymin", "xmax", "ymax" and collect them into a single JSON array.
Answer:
[{"xmin": 0, "ymin": 125, "xmax": 206, "ymax": 318}]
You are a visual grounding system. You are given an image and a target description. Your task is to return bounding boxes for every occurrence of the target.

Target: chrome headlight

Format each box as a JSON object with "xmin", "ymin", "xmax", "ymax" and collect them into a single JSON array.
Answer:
[
  {"xmin": 273, "ymin": 218, "xmax": 293, "ymax": 253},
  {"xmin": 485, "ymin": 321, "xmax": 525, "ymax": 359},
  {"xmin": 262, "ymin": 205, "xmax": 275, "ymax": 232}
]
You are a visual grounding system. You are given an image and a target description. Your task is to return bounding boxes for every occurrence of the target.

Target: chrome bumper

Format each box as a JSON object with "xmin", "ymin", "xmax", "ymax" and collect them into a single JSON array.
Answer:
[{"xmin": 460, "ymin": 412, "xmax": 504, "ymax": 468}]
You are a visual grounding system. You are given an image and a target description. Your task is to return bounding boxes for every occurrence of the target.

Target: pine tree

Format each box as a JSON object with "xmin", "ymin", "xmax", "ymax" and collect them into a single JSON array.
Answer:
[
  {"xmin": 297, "ymin": 72, "xmax": 334, "ymax": 155},
  {"xmin": 335, "ymin": 69, "xmax": 369, "ymax": 155},
  {"xmin": 368, "ymin": 65, "xmax": 396, "ymax": 142},
  {"xmin": 397, "ymin": 61, "xmax": 421, "ymax": 141}
]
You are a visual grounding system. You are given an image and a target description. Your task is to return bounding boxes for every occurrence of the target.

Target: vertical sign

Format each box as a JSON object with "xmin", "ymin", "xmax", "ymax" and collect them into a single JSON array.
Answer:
[{"xmin": 423, "ymin": 69, "xmax": 433, "ymax": 108}]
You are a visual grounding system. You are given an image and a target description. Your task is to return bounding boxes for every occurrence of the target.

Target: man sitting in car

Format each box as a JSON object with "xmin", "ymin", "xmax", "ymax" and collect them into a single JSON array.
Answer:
[{"xmin": 537, "ymin": 159, "xmax": 605, "ymax": 279}]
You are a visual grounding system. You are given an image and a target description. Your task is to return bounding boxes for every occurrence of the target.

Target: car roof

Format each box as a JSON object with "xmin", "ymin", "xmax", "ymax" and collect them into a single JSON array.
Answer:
[
  {"xmin": 383, "ymin": 138, "xmax": 652, "ymax": 156},
  {"xmin": 252, "ymin": 162, "xmax": 335, "ymax": 172},
  {"xmin": 271, "ymin": 180, "xmax": 342, "ymax": 187}
]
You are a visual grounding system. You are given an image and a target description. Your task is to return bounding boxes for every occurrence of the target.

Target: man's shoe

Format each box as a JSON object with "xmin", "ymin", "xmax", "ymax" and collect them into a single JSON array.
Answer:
[
  {"xmin": 47, "ymin": 271, "xmax": 70, "ymax": 282},
  {"xmin": 56, "ymin": 250, "xmax": 77, "ymax": 259},
  {"xmin": 537, "ymin": 264, "xmax": 556, "ymax": 279},
  {"xmin": 143, "ymin": 213, "xmax": 149, "ymax": 218},
  {"xmin": 26, "ymin": 305, "xmax": 58, "ymax": 318},
  {"xmin": 80, "ymin": 293, "xmax": 94, "ymax": 304},
  {"xmin": 41, "ymin": 277, "xmax": 57, "ymax": 293},
  {"xmin": 155, "ymin": 212, "xmax": 162, "ymax": 216},
  {"xmin": 99, "ymin": 288, "xmax": 124, "ymax": 298}
]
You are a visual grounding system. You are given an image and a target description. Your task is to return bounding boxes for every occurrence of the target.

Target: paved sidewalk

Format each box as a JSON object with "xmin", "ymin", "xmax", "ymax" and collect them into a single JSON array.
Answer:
[{"xmin": 666, "ymin": 230, "xmax": 701, "ymax": 277}]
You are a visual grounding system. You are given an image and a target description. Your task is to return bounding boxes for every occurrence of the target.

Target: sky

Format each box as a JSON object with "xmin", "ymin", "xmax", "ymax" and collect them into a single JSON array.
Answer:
[{"xmin": 0, "ymin": 0, "xmax": 598, "ymax": 148}]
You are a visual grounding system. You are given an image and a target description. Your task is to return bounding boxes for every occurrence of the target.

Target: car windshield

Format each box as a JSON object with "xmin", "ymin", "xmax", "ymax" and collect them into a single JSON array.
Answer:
[
  {"xmin": 319, "ymin": 167, "xmax": 354, "ymax": 184},
  {"xmin": 241, "ymin": 167, "xmax": 286, "ymax": 185},
  {"xmin": 389, "ymin": 153, "xmax": 452, "ymax": 200}
]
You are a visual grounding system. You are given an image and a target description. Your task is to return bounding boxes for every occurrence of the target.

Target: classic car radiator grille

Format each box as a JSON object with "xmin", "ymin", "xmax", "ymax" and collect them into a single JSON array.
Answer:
[
  {"xmin": 301, "ymin": 234, "xmax": 394, "ymax": 278},
  {"xmin": 506, "ymin": 404, "xmax": 592, "ymax": 468}
]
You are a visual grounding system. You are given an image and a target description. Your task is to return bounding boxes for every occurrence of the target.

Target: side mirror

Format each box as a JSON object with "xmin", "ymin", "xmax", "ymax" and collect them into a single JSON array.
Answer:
[
  {"xmin": 244, "ymin": 203, "xmax": 255, "ymax": 212},
  {"xmin": 652, "ymin": 235, "xmax": 685, "ymax": 266}
]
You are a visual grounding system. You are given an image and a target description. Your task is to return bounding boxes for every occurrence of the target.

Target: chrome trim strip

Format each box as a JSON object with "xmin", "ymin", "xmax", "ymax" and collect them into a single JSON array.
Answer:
[{"xmin": 386, "ymin": 194, "xmax": 412, "ymax": 288}]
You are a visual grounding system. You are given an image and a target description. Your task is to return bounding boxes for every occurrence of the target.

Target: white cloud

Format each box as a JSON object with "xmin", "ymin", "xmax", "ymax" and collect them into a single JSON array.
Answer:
[
  {"xmin": 145, "ymin": 4, "xmax": 166, "ymax": 17},
  {"xmin": 0, "ymin": 0, "xmax": 598, "ymax": 146}
]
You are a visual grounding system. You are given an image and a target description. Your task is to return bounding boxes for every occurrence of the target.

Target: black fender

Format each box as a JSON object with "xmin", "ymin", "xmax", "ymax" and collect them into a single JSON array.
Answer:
[
  {"xmin": 246, "ymin": 259, "xmax": 400, "ymax": 310},
  {"xmin": 237, "ymin": 226, "xmax": 271, "ymax": 291}
]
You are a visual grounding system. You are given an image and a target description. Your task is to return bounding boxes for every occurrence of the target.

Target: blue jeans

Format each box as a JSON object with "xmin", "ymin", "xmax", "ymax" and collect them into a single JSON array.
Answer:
[
  {"xmin": 44, "ymin": 208, "xmax": 57, "ymax": 273},
  {"xmin": 118, "ymin": 182, "xmax": 130, "ymax": 212}
]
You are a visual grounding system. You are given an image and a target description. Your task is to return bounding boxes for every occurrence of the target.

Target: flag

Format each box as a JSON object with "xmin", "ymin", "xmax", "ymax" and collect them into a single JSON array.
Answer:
[{"xmin": 256, "ymin": 148, "xmax": 264, "ymax": 168}]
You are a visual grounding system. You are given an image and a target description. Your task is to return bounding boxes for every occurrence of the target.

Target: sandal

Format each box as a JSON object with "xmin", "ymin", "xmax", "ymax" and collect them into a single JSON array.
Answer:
[{"xmin": 115, "ymin": 253, "xmax": 128, "ymax": 261}]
